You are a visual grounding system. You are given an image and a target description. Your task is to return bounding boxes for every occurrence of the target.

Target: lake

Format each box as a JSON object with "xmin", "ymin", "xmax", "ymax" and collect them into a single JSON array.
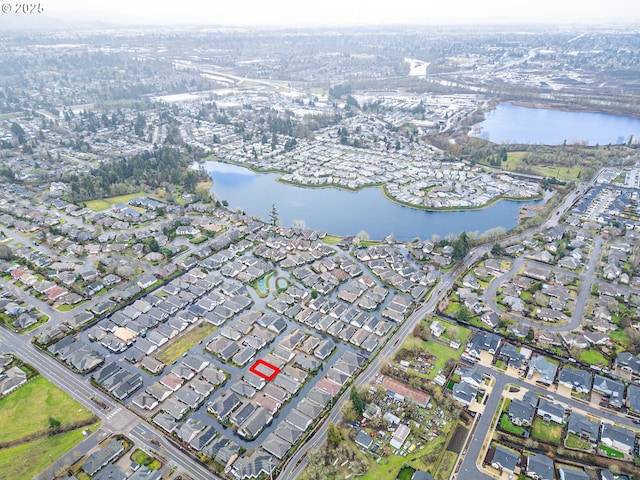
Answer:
[
  {"xmin": 204, "ymin": 161, "xmax": 550, "ymax": 241},
  {"xmin": 475, "ymin": 103, "xmax": 640, "ymax": 146}
]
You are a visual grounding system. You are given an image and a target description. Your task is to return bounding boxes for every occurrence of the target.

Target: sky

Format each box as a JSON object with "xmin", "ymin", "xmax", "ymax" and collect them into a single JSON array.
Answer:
[{"xmin": 48, "ymin": 0, "xmax": 640, "ymax": 27}]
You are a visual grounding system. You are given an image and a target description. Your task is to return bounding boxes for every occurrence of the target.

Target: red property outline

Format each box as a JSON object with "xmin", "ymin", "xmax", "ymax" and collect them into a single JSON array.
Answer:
[{"xmin": 249, "ymin": 359, "xmax": 280, "ymax": 382}]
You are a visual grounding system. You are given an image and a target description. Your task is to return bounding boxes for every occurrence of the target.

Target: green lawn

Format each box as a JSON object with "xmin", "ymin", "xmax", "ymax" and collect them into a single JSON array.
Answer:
[
  {"xmin": 56, "ymin": 301, "xmax": 88, "ymax": 312},
  {"xmin": 397, "ymin": 466, "xmax": 415, "ymax": 480},
  {"xmin": 131, "ymin": 448, "xmax": 162, "ymax": 470},
  {"xmin": 443, "ymin": 301, "xmax": 461, "ymax": 317},
  {"xmin": 84, "ymin": 192, "xmax": 146, "ymax": 212},
  {"xmin": 531, "ymin": 417, "xmax": 563, "ymax": 443},
  {"xmin": 609, "ymin": 328, "xmax": 632, "ymax": 349},
  {"xmin": 438, "ymin": 320, "xmax": 471, "ymax": 346},
  {"xmin": 322, "ymin": 235, "xmax": 342, "ymax": 245},
  {"xmin": 579, "ymin": 349, "xmax": 607, "ymax": 366},
  {"xmin": 486, "ymin": 152, "xmax": 583, "ymax": 182},
  {"xmin": 599, "ymin": 445, "xmax": 624, "ymax": 458},
  {"xmin": 359, "ymin": 423, "xmax": 452, "ymax": 480},
  {"xmin": 83, "ymin": 199, "xmax": 112, "ymax": 211},
  {"xmin": 499, "ymin": 414, "xmax": 524, "ymax": 435},
  {"xmin": 401, "ymin": 336, "xmax": 463, "ymax": 380},
  {"xmin": 303, "ymin": 421, "xmax": 454, "ymax": 480},
  {"xmin": 565, "ymin": 433, "xmax": 592, "ymax": 451},
  {"xmin": 435, "ymin": 450, "xmax": 458, "ymax": 480},
  {"xmin": 0, "ymin": 428, "xmax": 88, "ymax": 479},
  {"xmin": 155, "ymin": 321, "xmax": 218, "ymax": 364},
  {"xmin": 0, "ymin": 376, "xmax": 95, "ymax": 443}
]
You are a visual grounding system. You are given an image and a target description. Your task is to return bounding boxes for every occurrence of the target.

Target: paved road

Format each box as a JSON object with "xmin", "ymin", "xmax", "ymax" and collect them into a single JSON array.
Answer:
[
  {"xmin": 458, "ymin": 362, "xmax": 640, "ymax": 479},
  {"xmin": 279, "ymin": 258, "xmax": 477, "ymax": 479},
  {"xmin": 281, "ymin": 174, "xmax": 603, "ymax": 479},
  {"xmin": 482, "ymin": 233, "xmax": 603, "ymax": 335},
  {"xmin": 572, "ymin": 234, "xmax": 603, "ymax": 327},
  {"xmin": 0, "ymin": 325, "xmax": 222, "ymax": 480}
]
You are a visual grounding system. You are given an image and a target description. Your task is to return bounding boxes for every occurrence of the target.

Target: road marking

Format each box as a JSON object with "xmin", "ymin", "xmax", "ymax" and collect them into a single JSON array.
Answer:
[{"xmin": 105, "ymin": 407, "xmax": 122, "ymax": 419}]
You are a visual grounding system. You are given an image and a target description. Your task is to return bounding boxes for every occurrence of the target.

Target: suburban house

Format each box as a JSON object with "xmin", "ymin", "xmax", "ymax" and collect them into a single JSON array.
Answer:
[
  {"xmin": 508, "ymin": 398, "xmax": 535, "ymax": 426},
  {"xmin": 627, "ymin": 384, "xmax": 640, "ymax": 412},
  {"xmin": 411, "ymin": 472, "xmax": 436, "ymax": 480},
  {"xmin": 600, "ymin": 424, "xmax": 635, "ymax": 455},
  {"xmin": 466, "ymin": 332, "xmax": 502, "ymax": 358},
  {"xmin": 355, "ymin": 430, "xmax": 373, "ymax": 450},
  {"xmin": 429, "ymin": 320, "xmax": 445, "ymax": 338},
  {"xmin": 558, "ymin": 467, "xmax": 590, "ymax": 480},
  {"xmin": 592, "ymin": 375, "xmax": 625, "ymax": 408},
  {"xmin": 567, "ymin": 412, "xmax": 599, "ymax": 444},
  {"xmin": 82, "ymin": 440, "xmax": 125, "ymax": 476},
  {"xmin": 536, "ymin": 398, "xmax": 565, "ymax": 425},
  {"xmin": 460, "ymin": 368, "xmax": 484, "ymax": 388},
  {"xmin": 558, "ymin": 366, "xmax": 592, "ymax": 394},
  {"xmin": 615, "ymin": 352, "xmax": 640, "ymax": 377},
  {"xmin": 527, "ymin": 356, "xmax": 557, "ymax": 385},
  {"xmin": 452, "ymin": 381, "xmax": 476, "ymax": 406},
  {"xmin": 525, "ymin": 453, "xmax": 554, "ymax": 480},
  {"xmin": 487, "ymin": 445, "xmax": 520, "ymax": 473},
  {"xmin": 0, "ymin": 366, "xmax": 27, "ymax": 396}
]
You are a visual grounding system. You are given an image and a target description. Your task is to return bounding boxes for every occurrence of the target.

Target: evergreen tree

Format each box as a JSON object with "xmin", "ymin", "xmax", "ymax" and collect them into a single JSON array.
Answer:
[
  {"xmin": 269, "ymin": 203, "xmax": 279, "ymax": 226},
  {"xmin": 350, "ymin": 386, "xmax": 365, "ymax": 416}
]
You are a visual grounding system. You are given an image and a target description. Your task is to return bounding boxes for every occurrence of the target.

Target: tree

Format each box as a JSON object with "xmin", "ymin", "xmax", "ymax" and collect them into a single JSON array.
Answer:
[
  {"xmin": 269, "ymin": 203, "xmax": 280, "ymax": 226},
  {"xmin": 305, "ymin": 448, "xmax": 329, "ymax": 480},
  {"xmin": 491, "ymin": 243, "xmax": 502, "ymax": 256},
  {"xmin": 354, "ymin": 230, "xmax": 369, "ymax": 245},
  {"xmin": 48, "ymin": 416, "xmax": 61, "ymax": 432},
  {"xmin": 443, "ymin": 358, "xmax": 456, "ymax": 376},
  {"xmin": 404, "ymin": 402, "xmax": 419, "ymax": 420},
  {"xmin": 373, "ymin": 385, "xmax": 386, "ymax": 404},
  {"xmin": 0, "ymin": 244, "xmax": 12, "ymax": 260},
  {"xmin": 327, "ymin": 423, "xmax": 342, "ymax": 447},
  {"xmin": 452, "ymin": 231, "xmax": 470, "ymax": 261},
  {"xmin": 195, "ymin": 183, "xmax": 212, "ymax": 202},
  {"xmin": 341, "ymin": 400, "xmax": 359, "ymax": 423},
  {"xmin": 456, "ymin": 305, "xmax": 471, "ymax": 323},
  {"xmin": 183, "ymin": 170, "xmax": 198, "ymax": 193},
  {"xmin": 350, "ymin": 386, "xmax": 365, "ymax": 416},
  {"xmin": 148, "ymin": 238, "xmax": 160, "ymax": 253}
]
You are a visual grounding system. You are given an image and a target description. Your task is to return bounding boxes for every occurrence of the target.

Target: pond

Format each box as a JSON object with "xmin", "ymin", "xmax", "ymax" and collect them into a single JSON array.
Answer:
[
  {"xmin": 205, "ymin": 161, "xmax": 550, "ymax": 241},
  {"xmin": 474, "ymin": 103, "xmax": 640, "ymax": 146}
]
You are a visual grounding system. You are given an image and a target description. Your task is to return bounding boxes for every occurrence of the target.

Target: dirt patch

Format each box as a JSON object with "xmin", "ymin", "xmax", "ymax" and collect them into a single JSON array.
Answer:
[{"xmin": 447, "ymin": 425, "xmax": 468, "ymax": 453}]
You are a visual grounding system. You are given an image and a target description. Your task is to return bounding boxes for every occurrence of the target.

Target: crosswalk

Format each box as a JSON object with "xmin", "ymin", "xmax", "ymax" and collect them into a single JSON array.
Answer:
[{"xmin": 105, "ymin": 406, "xmax": 122, "ymax": 420}]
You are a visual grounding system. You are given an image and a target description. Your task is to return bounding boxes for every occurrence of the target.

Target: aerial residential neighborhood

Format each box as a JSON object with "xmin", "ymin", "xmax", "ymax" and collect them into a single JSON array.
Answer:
[{"xmin": 1, "ymin": 6, "xmax": 640, "ymax": 480}]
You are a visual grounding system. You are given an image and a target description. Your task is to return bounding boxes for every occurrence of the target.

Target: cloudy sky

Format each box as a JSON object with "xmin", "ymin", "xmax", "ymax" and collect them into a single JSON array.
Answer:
[{"xmin": 50, "ymin": 0, "xmax": 640, "ymax": 26}]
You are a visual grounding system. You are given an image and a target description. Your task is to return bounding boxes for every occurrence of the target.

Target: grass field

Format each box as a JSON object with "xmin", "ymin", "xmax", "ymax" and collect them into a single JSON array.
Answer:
[
  {"xmin": 322, "ymin": 235, "xmax": 342, "ymax": 245},
  {"xmin": 565, "ymin": 433, "xmax": 592, "ymax": 451},
  {"xmin": 578, "ymin": 348, "xmax": 607, "ymax": 366},
  {"xmin": 499, "ymin": 414, "xmax": 525, "ymax": 435},
  {"xmin": 303, "ymin": 421, "xmax": 453, "ymax": 480},
  {"xmin": 358, "ymin": 423, "xmax": 451, "ymax": 480},
  {"xmin": 485, "ymin": 152, "xmax": 583, "ymax": 182},
  {"xmin": 599, "ymin": 445, "xmax": 624, "ymax": 458},
  {"xmin": 531, "ymin": 417, "xmax": 563, "ymax": 443},
  {"xmin": 0, "ymin": 428, "xmax": 88, "ymax": 479},
  {"xmin": 155, "ymin": 321, "xmax": 218, "ymax": 364},
  {"xmin": 56, "ymin": 300, "xmax": 88, "ymax": 312},
  {"xmin": 131, "ymin": 448, "xmax": 162, "ymax": 470},
  {"xmin": 401, "ymin": 336, "xmax": 463, "ymax": 380},
  {"xmin": 609, "ymin": 328, "xmax": 632, "ymax": 349},
  {"xmin": 435, "ymin": 450, "xmax": 458, "ymax": 480},
  {"xmin": 84, "ymin": 192, "xmax": 146, "ymax": 212},
  {"xmin": 0, "ymin": 376, "xmax": 95, "ymax": 443},
  {"xmin": 437, "ymin": 319, "xmax": 471, "ymax": 346}
]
